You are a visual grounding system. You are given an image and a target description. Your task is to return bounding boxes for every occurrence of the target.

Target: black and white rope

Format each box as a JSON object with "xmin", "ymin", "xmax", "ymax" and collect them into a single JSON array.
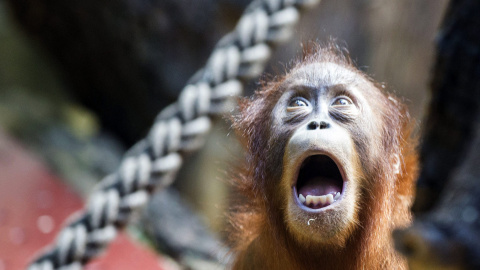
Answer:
[{"xmin": 28, "ymin": 0, "xmax": 320, "ymax": 269}]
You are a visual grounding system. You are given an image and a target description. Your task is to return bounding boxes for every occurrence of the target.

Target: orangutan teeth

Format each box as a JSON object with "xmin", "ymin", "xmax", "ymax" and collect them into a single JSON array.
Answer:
[
  {"xmin": 305, "ymin": 195, "xmax": 312, "ymax": 205},
  {"xmin": 306, "ymin": 195, "xmax": 321, "ymax": 205},
  {"xmin": 299, "ymin": 192, "xmax": 341, "ymax": 208},
  {"xmin": 326, "ymin": 194, "xmax": 334, "ymax": 204}
]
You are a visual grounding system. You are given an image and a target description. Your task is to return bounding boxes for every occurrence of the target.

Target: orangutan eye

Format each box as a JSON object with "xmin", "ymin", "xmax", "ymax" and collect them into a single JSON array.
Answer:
[
  {"xmin": 288, "ymin": 98, "xmax": 309, "ymax": 108},
  {"xmin": 332, "ymin": 97, "xmax": 353, "ymax": 106}
]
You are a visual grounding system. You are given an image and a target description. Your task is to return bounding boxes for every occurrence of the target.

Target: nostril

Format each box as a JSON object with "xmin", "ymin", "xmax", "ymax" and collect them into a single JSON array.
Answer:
[
  {"xmin": 319, "ymin": 121, "xmax": 329, "ymax": 129},
  {"xmin": 307, "ymin": 121, "xmax": 319, "ymax": 130}
]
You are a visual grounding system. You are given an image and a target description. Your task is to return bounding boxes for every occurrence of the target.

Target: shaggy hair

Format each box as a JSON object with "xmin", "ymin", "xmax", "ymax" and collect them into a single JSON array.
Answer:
[{"xmin": 228, "ymin": 43, "xmax": 418, "ymax": 269}]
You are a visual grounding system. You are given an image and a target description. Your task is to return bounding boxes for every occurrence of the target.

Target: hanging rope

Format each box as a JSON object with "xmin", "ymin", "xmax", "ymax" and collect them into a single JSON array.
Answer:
[{"xmin": 28, "ymin": 0, "xmax": 320, "ymax": 269}]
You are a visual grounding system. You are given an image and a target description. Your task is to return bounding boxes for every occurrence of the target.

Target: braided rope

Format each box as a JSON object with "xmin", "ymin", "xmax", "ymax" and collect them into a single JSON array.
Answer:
[{"xmin": 28, "ymin": 0, "xmax": 320, "ymax": 269}]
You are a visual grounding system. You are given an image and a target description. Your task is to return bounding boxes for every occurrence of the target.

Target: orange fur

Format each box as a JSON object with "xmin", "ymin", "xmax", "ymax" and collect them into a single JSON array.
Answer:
[{"xmin": 228, "ymin": 43, "xmax": 418, "ymax": 269}]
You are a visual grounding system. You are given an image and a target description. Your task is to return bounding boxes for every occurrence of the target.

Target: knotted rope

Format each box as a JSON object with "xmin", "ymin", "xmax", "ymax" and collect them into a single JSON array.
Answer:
[{"xmin": 28, "ymin": 0, "xmax": 320, "ymax": 269}]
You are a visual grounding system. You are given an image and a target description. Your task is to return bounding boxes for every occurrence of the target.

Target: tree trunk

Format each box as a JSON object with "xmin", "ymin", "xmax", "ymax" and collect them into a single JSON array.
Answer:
[{"xmin": 396, "ymin": 0, "xmax": 480, "ymax": 269}]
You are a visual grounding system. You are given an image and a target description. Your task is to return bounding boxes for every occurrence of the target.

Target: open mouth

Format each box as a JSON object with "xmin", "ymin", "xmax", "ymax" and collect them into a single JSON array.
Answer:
[{"xmin": 294, "ymin": 155, "xmax": 344, "ymax": 210}]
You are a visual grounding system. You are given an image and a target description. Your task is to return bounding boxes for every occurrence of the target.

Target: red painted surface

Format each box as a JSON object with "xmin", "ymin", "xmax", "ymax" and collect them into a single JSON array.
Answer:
[
  {"xmin": 85, "ymin": 233, "xmax": 171, "ymax": 270},
  {"xmin": 0, "ymin": 132, "xmax": 169, "ymax": 270}
]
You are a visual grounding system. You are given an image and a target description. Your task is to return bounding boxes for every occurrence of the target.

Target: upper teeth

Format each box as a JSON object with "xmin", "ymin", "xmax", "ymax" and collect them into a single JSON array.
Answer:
[{"xmin": 299, "ymin": 192, "xmax": 341, "ymax": 208}]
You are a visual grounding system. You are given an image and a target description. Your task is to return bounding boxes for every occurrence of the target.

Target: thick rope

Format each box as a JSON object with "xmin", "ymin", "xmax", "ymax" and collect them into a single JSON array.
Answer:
[{"xmin": 28, "ymin": 0, "xmax": 320, "ymax": 269}]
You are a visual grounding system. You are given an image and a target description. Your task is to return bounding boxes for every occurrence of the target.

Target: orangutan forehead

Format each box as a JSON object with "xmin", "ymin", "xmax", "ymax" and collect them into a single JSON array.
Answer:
[{"xmin": 285, "ymin": 62, "xmax": 365, "ymax": 89}]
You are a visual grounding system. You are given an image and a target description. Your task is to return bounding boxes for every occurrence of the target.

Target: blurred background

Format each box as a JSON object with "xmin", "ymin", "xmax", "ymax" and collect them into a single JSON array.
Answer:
[{"xmin": 0, "ymin": 0, "xmax": 448, "ymax": 268}]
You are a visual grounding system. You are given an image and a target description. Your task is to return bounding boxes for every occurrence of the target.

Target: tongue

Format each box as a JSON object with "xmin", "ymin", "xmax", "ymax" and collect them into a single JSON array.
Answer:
[{"xmin": 298, "ymin": 177, "xmax": 341, "ymax": 196}]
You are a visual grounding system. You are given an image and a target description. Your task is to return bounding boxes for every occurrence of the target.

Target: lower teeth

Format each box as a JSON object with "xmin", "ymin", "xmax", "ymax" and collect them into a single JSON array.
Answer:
[{"xmin": 299, "ymin": 192, "xmax": 341, "ymax": 207}]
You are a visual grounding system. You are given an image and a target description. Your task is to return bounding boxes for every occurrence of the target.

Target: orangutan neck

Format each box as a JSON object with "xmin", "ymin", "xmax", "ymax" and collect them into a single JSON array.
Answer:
[{"xmin": 233, "ymin": 191, "xmax": 408, "ymax": 270}]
